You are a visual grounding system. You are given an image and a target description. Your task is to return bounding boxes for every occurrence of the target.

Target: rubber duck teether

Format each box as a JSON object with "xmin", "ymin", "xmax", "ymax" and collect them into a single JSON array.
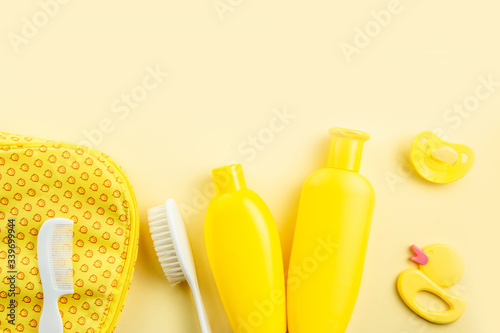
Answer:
[
  {"xmin": 397, "ymin": 244, "xmax": 466, "ymax": 325},
  {"xmin": 410, "ymin": 131, "xmax": 475, "ymax": 183}
]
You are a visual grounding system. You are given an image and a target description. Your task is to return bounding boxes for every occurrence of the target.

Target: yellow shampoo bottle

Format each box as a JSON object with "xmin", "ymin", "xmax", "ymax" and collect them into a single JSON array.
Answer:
[
  {"xmin": 287, "ymin": 128, "xmax": 376, "ymax": 333},
  {"xmin": 205, "ymin": 164, "xmax": 287, "ymax": 333}
]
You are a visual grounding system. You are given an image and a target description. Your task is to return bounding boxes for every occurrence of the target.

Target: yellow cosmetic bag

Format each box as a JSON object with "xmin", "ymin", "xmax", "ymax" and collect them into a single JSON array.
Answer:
[{"xmin": 0, "ymin": 131, "xmax": 139, "ymax": 333}]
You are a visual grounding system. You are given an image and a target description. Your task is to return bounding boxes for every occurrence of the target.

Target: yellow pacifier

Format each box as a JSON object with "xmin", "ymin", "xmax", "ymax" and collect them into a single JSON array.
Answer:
[
  {"xmin": 410, "ymin": 131, "xmax": 475, "ymax": 183},
  {"xmin": 397, "ymin": 244, "xmax": 466, "ymax": 325}
]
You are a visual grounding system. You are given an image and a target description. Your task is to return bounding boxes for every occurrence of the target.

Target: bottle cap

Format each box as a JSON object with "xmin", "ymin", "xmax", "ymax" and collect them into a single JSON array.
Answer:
[
  {"xmin": 212, "ymin": 164, "xmax": 247, "ymax": 195},
  {"xmin": 327, "ymin": 128, "xmax": 370, "ymax": 172}
]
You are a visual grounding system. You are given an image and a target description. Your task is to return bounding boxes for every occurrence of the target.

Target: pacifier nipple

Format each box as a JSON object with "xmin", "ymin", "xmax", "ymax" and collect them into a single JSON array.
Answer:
[{"xmin": 431, "ymin": 147, "xmax": 458, "ymax": 164}]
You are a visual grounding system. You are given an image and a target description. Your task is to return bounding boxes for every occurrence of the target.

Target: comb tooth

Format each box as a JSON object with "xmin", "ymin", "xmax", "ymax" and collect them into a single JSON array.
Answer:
[{"xmin": 50, "ymin": 224, "xmax": 74, "ymax": 291}]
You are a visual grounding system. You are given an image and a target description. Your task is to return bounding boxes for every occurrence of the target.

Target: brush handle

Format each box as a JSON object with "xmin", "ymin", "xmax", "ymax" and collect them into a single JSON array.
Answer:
[
  {"xmin": 189, "ymin": 279, "xmax": 212, "ymax": 333},
  {"xmin": 39, "ymin": 293, "xmax": 63, "ymax": 333}
]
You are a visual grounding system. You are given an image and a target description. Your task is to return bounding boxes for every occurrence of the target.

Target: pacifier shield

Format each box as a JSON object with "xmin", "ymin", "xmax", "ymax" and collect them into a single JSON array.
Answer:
[{"xmin": 410, "ymin": 131, "xmax": 475, "ymax": 183}]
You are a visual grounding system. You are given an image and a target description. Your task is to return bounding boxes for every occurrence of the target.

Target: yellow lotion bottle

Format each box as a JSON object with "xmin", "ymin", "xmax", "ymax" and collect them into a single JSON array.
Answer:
[
  {"xmin": 205, "ymin": 164, "xmax": 286, "ymax": 333},
  {"xmin": 287, "ymin": 128, "xmax": 376, "ymax": 333}
]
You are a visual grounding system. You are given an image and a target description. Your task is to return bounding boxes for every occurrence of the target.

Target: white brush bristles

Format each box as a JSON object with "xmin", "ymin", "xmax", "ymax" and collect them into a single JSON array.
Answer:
[{"xmin": 148, "ymin": 204, "xmax": 185, "ymax": 284}]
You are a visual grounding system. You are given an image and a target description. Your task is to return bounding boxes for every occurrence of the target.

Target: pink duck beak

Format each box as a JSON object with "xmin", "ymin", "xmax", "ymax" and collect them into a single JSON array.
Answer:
[{"xmin": 410, "ymin": 244, "xmax": 429, "ymax": 265}]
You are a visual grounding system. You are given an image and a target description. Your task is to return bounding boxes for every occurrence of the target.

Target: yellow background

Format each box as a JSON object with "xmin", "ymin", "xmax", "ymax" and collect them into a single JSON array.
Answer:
[{"xmin": 1, "ymin": 0, "xmax": 499, "ymax": 332}]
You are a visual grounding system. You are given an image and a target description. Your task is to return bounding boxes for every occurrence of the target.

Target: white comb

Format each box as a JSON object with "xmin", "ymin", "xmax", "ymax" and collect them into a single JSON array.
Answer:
[{"xmin": 37, "ymin": 218, "xmax": 74, "ymax": 333}]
